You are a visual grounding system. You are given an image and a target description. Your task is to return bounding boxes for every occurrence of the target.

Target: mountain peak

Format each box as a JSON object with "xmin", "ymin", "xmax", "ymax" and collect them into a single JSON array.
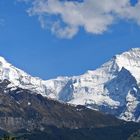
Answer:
[
  {"xmin": 0, "ymin": 56, "xmax": 10, "ymax": 67},
  {"xmin": 130, "ymin": 47, "xmax": 140, "ymax": 52},
  {"xmin": 120, "ymin": 47, "xmax": 140, "ymax": 56},
  {"xmin": 112, "ymin": 48, "xmax": 140, "ymax": 82},
  {"xmin": 0, "ymin": 48, "xmax": 140, "ymax": 122}
]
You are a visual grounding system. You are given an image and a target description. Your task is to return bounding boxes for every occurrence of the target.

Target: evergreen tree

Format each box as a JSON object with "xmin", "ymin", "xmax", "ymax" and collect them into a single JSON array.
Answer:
[{"xmin": 0, "ymin": 134, "xmax": 16, "ymax": 140}]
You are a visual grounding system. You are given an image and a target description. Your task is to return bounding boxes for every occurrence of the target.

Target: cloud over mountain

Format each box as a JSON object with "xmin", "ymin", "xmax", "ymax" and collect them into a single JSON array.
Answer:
[{"xmin": 20, "ymin": 0, "xmax": 140, "ymax": 38}]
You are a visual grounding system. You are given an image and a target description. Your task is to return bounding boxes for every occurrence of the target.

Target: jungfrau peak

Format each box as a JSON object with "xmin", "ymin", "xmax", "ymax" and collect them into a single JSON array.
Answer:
[{"xmin": 0, "ymin": 48, "xmax": 140, "ymax": 122}]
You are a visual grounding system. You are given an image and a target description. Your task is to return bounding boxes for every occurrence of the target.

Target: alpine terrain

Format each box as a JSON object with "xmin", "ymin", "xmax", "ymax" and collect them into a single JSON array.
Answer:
[
  {"xmin": 0, "ymin": 78, "xmax": 139, "ymax": 140},
  {"xmin": 0, "ymin": 48, "xmax": 140, "ymax": 122}
]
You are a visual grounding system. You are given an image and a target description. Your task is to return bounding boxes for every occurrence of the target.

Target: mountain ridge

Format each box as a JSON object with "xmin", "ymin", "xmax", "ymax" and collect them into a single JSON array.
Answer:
[
  {"xmin": 0, "ymin": 79, "xmax": 140, "ymax": 140},
  {"xmin": 0, "ymin": 48, "xmax": 140, "ymax": 121}
]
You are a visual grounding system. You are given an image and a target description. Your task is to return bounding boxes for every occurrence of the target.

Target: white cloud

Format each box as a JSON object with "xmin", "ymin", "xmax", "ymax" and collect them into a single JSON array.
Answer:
[{"xmin": 20, "ymin": 0, "xmax": 140, "ymax": 38}]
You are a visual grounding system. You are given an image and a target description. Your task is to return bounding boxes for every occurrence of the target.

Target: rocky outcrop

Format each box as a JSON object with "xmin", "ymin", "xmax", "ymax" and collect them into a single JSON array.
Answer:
[{"xmin": 0, "ymin": 80, "xmax": 123, "ymax": 132}]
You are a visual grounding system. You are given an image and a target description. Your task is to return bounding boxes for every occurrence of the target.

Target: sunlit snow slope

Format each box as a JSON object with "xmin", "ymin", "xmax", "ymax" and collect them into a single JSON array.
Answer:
[{"xmin": 1, "ymin": 48, "xmax": 140, "ymax": 122}]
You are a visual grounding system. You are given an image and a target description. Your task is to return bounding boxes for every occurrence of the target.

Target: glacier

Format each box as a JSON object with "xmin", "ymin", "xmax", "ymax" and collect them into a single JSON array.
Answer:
[{"xmin": 1, "ymin": 48, "xmax": 140, "ymax": 122}]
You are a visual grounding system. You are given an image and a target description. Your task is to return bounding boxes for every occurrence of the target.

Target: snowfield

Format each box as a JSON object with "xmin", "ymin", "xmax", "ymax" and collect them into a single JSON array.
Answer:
[{"xmin": 1, "ymin": 48, "xmax": 140, "ymax": 122}]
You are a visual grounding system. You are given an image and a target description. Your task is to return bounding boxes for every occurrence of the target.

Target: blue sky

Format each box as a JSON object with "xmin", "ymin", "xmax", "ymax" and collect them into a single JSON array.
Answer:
[{"xmin": 0, "ymin": 0, "xmax": 140, "ymax": 79}]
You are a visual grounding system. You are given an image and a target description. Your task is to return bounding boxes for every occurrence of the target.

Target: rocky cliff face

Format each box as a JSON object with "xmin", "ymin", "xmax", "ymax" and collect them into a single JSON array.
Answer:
[
  {"xmin": 0, "ymin": 48, "xmax": 140, "ymax": 122},
  {"xmin": 0, "ymin": 80, "xmax": 123, "ymax": 132}
]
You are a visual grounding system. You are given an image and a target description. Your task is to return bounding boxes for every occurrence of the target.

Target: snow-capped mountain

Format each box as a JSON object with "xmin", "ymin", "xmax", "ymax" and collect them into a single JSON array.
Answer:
[{"xmin": 1, "ymin": 48, "xmax": 140, "ymax": 122}]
